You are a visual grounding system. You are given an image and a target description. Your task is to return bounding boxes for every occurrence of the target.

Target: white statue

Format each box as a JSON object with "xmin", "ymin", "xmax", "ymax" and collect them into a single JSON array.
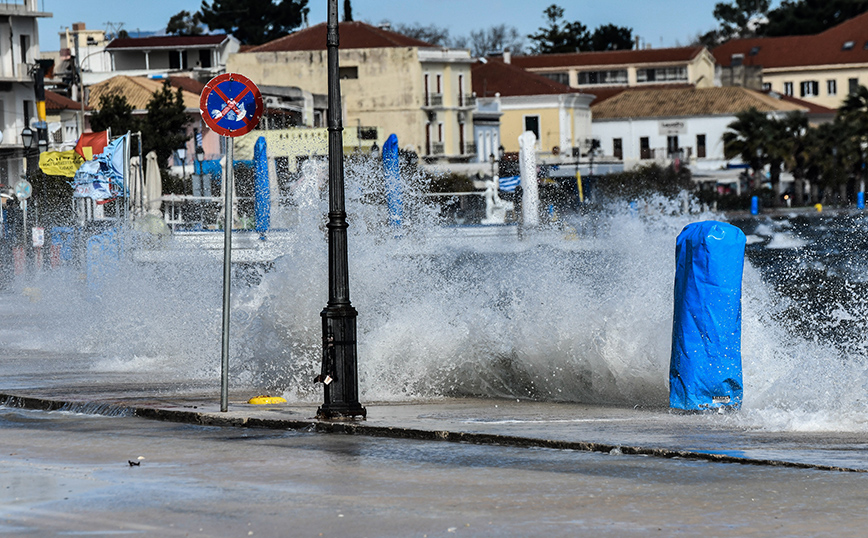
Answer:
[{"xmin": 481, "ymin": 175, "xmax": 514, "ymax": 225}]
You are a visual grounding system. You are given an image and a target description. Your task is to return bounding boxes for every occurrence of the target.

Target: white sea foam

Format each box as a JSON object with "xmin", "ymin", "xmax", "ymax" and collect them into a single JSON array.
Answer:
[{"xmin": 4, "ymin": 158, "xmax": 868, "ymax": 431}]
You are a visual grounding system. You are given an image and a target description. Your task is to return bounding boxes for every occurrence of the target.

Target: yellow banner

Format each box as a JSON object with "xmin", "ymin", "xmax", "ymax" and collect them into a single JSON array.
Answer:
[{"xmin": 39, "ymin": 150, "xmax": 85, "ymax": 177}]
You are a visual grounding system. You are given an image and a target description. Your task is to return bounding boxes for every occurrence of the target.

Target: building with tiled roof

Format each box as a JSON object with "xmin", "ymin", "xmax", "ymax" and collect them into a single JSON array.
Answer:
[
  {"xmin": 229, "ymin": 21, "xmax": 475, "ymax": 162},
  {"xmin": 590, "ymin": 86, "xmax": 808, "ymax": 170},
  {"xmin": 471, "ymin": 58, "xmax": 592, "ymax": 159},
  {"xmin": 510, "ymin": 46, "xmax": 716, "ymax": 91},
  {"xmin": 86, "ymin": 75, "xmax": 221, "ymax": 164},
  {"xmin": 45, "ymin": 90, "xmax": 84, "ymax": 149},
  {"xmin": 103, "ymin": 34, "xmax": 239, "ymax": 83},
  {"xmin": 87, "ymin": 75, "xmax": 202, "ymax": 111},
  {"xmin": 713, "ymin": 11, "xmax": 868, "ymax": 108}
]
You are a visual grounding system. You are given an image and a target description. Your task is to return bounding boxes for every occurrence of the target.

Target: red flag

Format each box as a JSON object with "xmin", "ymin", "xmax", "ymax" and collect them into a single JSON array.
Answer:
[{"xmin": 74, "ymin": 131, "xmax": 109, "ymax": 161}]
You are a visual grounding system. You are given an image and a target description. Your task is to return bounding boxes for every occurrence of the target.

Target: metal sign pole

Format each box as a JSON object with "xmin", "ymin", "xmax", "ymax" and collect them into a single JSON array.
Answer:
[
  {"xmin": 201, "ymin": 72, "xmax": 262, "ymax": 413},
  {"xmin": 220, "ymin": 137, "xmax": 233, "ymax": 412}
]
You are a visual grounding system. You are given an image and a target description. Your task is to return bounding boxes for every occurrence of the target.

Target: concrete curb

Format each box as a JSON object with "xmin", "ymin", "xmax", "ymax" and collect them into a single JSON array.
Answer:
[{"xmin": 2, "ymin": 392, "xmax": 864, "ymax": 474}]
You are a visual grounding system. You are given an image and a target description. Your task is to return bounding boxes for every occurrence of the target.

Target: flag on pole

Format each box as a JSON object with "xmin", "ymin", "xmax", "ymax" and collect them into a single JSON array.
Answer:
[
  {"xmin": 38, "ymin": 150, "xmax": 85, "ymax": 177},
  {"xmin": 74, "ymin": 131, "xmax": 109, "ymax": 160},
  {"xmin": 498, "ymin": 175, "xmax": 521, "ymax": 193}
]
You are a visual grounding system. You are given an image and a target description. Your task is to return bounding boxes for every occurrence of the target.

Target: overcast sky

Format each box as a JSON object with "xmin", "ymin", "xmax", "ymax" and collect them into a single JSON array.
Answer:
[{"xmin": 39, "ymin": 0, "xmax": 783, "ymax": 52}]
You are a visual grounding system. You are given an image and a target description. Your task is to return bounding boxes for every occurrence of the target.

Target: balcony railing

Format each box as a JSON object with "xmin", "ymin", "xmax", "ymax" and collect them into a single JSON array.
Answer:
[
  {"xmin": 458, "ymin": 94, "xmax": 476, "ymax": 107},
  {"xmin": 464, "ymin": 142, "xmax": 477, "ymax": 156},
  {"xmin": 425, "ymin": 93, "xmax": 443, "ymax": 107},
  {"xmin": 431, "ymin": 142, "xmax": 445, "ymax": 155}
]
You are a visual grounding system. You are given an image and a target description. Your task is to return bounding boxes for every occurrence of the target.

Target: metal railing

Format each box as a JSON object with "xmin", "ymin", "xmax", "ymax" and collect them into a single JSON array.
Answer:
[
  {"xmin": 459, "ymin": 94, "xmax": 476, "ymax": 107},
  {"xmin": 431, "ymin": 142, "xmax": 445, "ymax": 155}
]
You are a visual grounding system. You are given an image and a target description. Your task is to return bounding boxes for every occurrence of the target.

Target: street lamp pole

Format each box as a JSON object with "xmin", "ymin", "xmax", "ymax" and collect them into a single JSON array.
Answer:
[{"xmin": 316, "ymin": 0, "xmax": 366, "ymax": 420}]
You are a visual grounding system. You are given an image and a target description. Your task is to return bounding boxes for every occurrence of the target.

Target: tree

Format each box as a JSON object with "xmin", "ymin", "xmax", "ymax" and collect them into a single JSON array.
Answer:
[
  {"xmin": 343, "ymin": 0, "xmax": 353, "ymax": 22},
  {"xmin": 199, "ymin": 0, "xmax": 309, "ymax": 45},
  {"xmin": 390, "ymin": 22, "xmax": 451, "ymax": 47},
  {"xmin": 713, "ymin": 0, "xmax": 771, "ymax": 39},
  {"xmin": 166, "ymin": 10, "xmax": 204, "ymax": 36},
  {"xmin": 779, "ymin": 112, "xmax": 811, "ymax": 205},
  {"xmin": 723, "ymin": 107, "xmax": 770, "ymax": 190},
  {"xmin": 468, "ymin": 25, "xmax": 525, "ymax": 56},
  {"xmin": 527, "ymin": 4, "xmax": 590, "ymax": 54},
  {"xmin": 142, "ymin": 81, "xmax": 190, "ymax": 179},
  {"xmin": 590, "ymin": 23, "xmax": 633, "ymax": 51},
  {"xmin": 762, "ymin": 0, "xmax": 868, "ymax": 36},
  {"xmin": 89, "ymin": 92, "xmax": 139, "ymax": 136},
  {"xmin": 809, "ymin": 120, "xmax": 860, "ymax": 204},
  {"xmin": 838, "ymin": 85, "xmax": 868, "ymax": 191}
]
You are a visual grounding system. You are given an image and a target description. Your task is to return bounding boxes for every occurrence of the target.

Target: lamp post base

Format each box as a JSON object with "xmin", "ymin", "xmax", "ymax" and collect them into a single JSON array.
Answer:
[{"xmin": 316, "ymin": 403, "xmax": 367, "ymax": 420}]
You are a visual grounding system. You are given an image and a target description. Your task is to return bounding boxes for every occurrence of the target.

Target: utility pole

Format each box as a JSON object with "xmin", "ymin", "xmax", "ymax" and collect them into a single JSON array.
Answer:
[{"xmin": 316, "ymin": 0, "xmax": 366, "ymax": 420}]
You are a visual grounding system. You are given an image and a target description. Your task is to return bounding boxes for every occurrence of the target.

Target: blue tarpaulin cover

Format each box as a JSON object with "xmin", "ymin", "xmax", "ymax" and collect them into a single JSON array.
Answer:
[
  {"xmin": 253, "ymin": 136, "xmax": 270, "ymax": 234},
  {"xmin": 382, "ymin": 133, "xmax": 403, "ymax": 227},
  {"xmin": 670, "ymin": 221, "xmax": 746, "ymax": 410}
]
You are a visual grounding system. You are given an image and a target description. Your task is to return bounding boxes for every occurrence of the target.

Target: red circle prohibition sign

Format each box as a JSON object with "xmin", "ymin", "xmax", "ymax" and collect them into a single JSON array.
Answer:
[{"xmin": 200, "ymin": 73, "xmax": 264, "ymax": 137}]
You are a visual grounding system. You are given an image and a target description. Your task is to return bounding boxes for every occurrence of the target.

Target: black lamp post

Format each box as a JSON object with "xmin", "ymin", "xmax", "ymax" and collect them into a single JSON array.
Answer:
[{"xmin": 316, "ymin": 0, "xmax": 366, "ymax": 420}]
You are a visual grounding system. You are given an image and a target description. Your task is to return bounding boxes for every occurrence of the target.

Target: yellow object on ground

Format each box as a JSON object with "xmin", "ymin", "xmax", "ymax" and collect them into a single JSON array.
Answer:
[
  {"xmin": 815, "ymin": 203, "xmax": 823, "ymax": 212},
  {"xmin": 248, "ymin": 395, "xmax": 287, "ymax": 405}
]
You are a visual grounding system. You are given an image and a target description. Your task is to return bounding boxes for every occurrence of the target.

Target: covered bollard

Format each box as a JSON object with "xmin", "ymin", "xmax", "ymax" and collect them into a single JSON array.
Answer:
[
  {"xmin": 750, "ymin": 195, "xmax": 758, "ymax": 215},
  {"xmin": 253, "ymin": 136, "xmax": 270, "ymax": 235},
  {"xmin": 670, "ymin": 221, "xmax": 746, "ymax": 410},
  {"xmin": 858, "ymin": 191, "xmax": 865, "ymax": 210}
]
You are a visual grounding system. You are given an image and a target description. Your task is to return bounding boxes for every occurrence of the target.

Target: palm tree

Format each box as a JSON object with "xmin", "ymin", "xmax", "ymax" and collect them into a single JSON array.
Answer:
[
  {"xmin": 780, "ymin": 112, "xmax": 810, "ymax": 206},
  {"xmin": 764, "ymin": 117, "xmax": 793, "ymax": 207},
  {"xmin": 810, "ymin": 120, "xmax": 859, "ymax": 205},
  {"xmin": 723, "ymin": 108, "xmax": 769, "ymax": 191},
  {"xmin": 839, "ymin": 85, "xmax": 868, "ymax": 192}
]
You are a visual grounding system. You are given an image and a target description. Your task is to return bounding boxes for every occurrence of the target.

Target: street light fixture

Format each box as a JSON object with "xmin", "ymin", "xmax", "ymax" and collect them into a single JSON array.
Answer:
[{"xmin": 21, "ymin": 127, "xmax": 33, "ymax": 150}]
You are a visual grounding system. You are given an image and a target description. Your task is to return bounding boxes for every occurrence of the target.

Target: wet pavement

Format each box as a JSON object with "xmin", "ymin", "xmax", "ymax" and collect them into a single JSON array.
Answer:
[{"xmin": 4, "ymin": 349, "xmax": 868, "ymax": 536}]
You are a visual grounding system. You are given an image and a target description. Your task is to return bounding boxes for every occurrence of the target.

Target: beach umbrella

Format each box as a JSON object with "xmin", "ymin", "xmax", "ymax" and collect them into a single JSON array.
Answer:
[{"xmin": 145, "ymin": 151, "xmax": 162, "ymax": 216}]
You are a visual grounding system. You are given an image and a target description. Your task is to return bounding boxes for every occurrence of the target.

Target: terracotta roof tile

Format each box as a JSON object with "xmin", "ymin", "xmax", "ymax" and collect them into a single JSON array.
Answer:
[
  {"xmin": 106, "ymin": 34, "xmax": 229, "ymax": 50},
  {"xmin": 512, "ymin": 46, "xmax": 705, "ymax": 69},
  {"xmin": 46, "ymin": 89, "xmax": 85, "ymax": 111},
  {"xmin": 168, "ymin": 76, "xmax": 206, "ymax": 95},
  {"xmin": 87, "ymin": 75, "xmax": 201, "ymax": 111},
  {"xmin": 712, "ymin": 11, "xmax": 868, "ymax": 68},
  {"xmin": 471, "ymin": 59, "xmax": 579, "ymax": 97},
  {"xmin": 582, "ymin": 83, "xmax": 695, "ymax": 106},
  {"xmin": 247, "ymin": 21, "xmax": 435, "ymax": 52},
  {"xmin": 591, "ymin": 86, "xmax": 807, "ymax": 119}
]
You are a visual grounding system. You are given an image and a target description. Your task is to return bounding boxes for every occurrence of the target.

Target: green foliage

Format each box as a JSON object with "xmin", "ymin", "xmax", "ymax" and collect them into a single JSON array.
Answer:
[
  {"xmin": 166, "ymin": 10, "xmax": 204, "ymax": 36},
  {"xmin": 527, "ymin": 4, "xmax": 632, "ymax": 54},
  {"xmin": 89, "ymin": 92, "xmax": 139, "ymax": 136},
  {"xmin": 590, "ymin": 24, "xmax": 634, "ymax": 51},
  {"xmin": 141, "ymin": 81, "xmax": 190, "ymax": 178},
  {"xmin": 198, "ymin": 0, "xmax": 309, "ymax": 45},
  {"xmin": 762, "ymin": 0, "xmax": 868, "ymax": 36},
  {"xmin": 719, "ymin": 96, "xmax": 868, "ymax": 207},
  {"xmin": 592, "ymin": 163, "xmax": 693, "ymax": 201},
  {"xmin": 713, "ymin": 0, "xmax": 771, "ymax": 38},
  {"xmin": 839, "ymin": 85, "xmax": 868, "ymax": 137}
]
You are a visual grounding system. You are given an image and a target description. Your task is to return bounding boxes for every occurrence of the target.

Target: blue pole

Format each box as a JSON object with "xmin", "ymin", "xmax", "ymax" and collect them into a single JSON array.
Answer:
[
  {"xmin": 750, "ymin": 195, "xmax": 758, "ymax": 215},
  {"xmin": 253, "ymin": 136, "xmax": 270, "ymax": 235},
  {"xmin": 858, "ymin": 191, "xmax": 865, "ymax": 210},
  {"xmin": 670, "ymin": 221, "xmax": 746, "ymax": 410},
  {"xmin": 382, "ymin": 133, "xmax": 403, "ymax": 227}
]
